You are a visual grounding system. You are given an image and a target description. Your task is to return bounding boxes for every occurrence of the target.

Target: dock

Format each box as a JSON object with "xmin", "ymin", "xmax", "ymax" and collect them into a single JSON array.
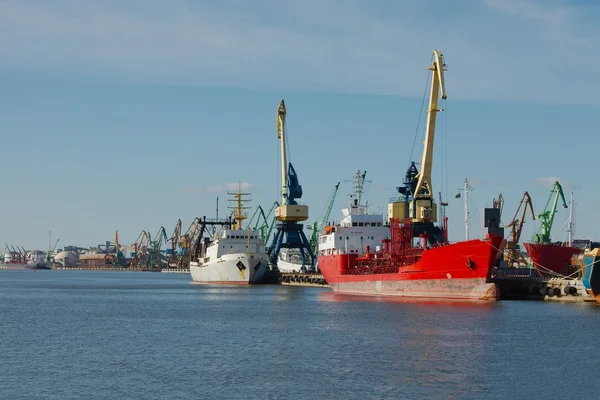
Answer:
[
  {"xmin": 278, "ymin": 272, "xmax": 329, "ymax": 287},
  {"xmin": 161, "ymin": 268, "xmax": 190, "ymax": 274},
  {"xmin": 491, "ymin": 268, "xmax": 593, "ymax": 302}
]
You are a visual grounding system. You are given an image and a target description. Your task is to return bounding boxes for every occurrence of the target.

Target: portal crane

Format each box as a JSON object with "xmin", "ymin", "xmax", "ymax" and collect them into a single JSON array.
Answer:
[
  {"xmin": 504, "ymin": 192, "xmax": 535, "ymax": 266},
  {"xmin": 148, "ymin": 226, "xmax": 168, "ymax": 269},
  {"xmin": 532, "ymin": 181, "xmax": 567, "ymax": 244},
  {"xmin": 267, "ymin": 99, "xmax": 315, "ymax": 271},
  {"xmin": 394, "ymin": 49, "xmax": 447, "ymax": 244},
  {"xmin": 167, "ymin": 219, "xmax": 182, "ymax": 267},
  {"xmin": 177, "ymin": 217, "xmax": 202, "ymax": 268},
  {"xmin": 130, "ymin": 230, "xmax": 149, "ymax": 268},
  {"xmin": 248, "ymin": 201, "xmax": 279, "ymax": 243}
]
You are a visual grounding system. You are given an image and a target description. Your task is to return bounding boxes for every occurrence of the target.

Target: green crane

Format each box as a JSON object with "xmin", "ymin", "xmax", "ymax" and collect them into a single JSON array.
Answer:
[
  {"xmin": 148, "ymin": 226, "xmax": 168, "ymax": 269},
  {"xmin": 309, "ymin": 182, "xmax": 340, "ymax": 251},
  {"xmin": 248, "ymin": 201, "xmax": 279, "ymax": 244},
  {"xmin": 532, "ymin": 181, "xmax": 568, "ymax": 244}
]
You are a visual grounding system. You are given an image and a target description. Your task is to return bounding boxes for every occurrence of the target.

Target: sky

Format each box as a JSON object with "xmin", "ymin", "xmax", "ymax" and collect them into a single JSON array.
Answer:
[{"xmin": 1, "ymin": 0, "xmax": 599, "ymax": 250}]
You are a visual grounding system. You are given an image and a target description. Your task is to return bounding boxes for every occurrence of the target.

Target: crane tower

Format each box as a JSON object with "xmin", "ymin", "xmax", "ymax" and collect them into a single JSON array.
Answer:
[
  {"xmin": 267, "ymin": 99, "xmax": 316, "ymax": 271},
  {"xmin": 389, "ymin": 49, "xmax": 447, "ymax": 245}
]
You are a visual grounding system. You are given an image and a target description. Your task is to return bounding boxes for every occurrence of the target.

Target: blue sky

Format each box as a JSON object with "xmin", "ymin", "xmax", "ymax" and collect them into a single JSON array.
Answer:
[{"xmin": 1, "ymin": 0, "xmax": 599, "ymax": 250}]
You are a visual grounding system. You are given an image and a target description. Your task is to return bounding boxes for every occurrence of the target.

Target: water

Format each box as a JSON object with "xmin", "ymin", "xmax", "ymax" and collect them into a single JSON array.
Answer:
[{"xmin": 1, "ymin": 270, "xmax": 599, "ymax": 400}]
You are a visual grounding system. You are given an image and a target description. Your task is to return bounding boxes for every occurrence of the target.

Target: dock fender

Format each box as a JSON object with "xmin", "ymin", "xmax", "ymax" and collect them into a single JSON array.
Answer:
[{"xmin": 570, "ymin": 286, "xmax": 578, "ymax": 295}]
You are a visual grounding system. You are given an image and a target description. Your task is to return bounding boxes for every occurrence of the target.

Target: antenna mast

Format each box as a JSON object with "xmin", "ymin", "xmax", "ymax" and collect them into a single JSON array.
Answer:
[
  {"xmin": 567, "ymin": 192, "xmax": 575, "ymax": 246},
  {"xmin": 228, "ymin": 184, "xmax": 251, "ymax": 230},
  {"xmin": 460, "ymin": 178, "xmax": 473, "ymax": 240}
]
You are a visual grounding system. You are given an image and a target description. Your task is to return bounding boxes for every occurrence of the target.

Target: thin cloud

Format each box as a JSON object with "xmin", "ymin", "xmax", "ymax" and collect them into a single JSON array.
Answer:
[
  {"xmin": 482, "ymin": 0, "xmax": 572, "ymax": 25},
  {"xmin": 534, "ymin": 176, "xmax": 582, "ymax": 190},
  {"xmin": 0, "ymin": 0, "xmax": 598, "ymax": 105}
]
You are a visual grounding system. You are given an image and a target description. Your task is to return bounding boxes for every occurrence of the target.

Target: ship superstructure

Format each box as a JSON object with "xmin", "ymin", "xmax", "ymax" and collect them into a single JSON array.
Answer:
[{"xmin": 317, "ymin": 169, "xmax": 389, "ymax": 259}]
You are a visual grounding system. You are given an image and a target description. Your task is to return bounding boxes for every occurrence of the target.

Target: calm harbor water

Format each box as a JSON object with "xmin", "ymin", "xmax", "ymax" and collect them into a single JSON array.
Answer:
[{"xmin": 1, "ymin": 269, "xmax": 599, "ymax": 400}]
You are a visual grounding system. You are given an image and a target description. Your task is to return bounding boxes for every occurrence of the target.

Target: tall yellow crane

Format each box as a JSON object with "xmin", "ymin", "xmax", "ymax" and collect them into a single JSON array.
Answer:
[
  {"xmin": 412, "ymin": 49, "xmax": 447, "ymax": 223},
  {"xmin": 391, "ymin": 49, "xmax": 447, "ymax": 244},
  {"xmin": 274, "ymin": 100, "xmax": 309, "ymax": 222},
  {"xmin": 267, "ymin": 99, "xmax": 315, "ymax": 271},
  {"xmin": 504, "ymin": 192, "xmax": 535, "ymax": 266}
]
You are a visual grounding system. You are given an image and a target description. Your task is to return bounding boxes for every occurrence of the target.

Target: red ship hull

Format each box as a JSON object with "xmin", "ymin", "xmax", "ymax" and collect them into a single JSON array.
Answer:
[
  {"xmin": 318, "ymin": 235, "xmax": 504, "ymax": 301},
  {"xmin": 523, "ymin": 242, "xmax": 581, "ymax": 277}
]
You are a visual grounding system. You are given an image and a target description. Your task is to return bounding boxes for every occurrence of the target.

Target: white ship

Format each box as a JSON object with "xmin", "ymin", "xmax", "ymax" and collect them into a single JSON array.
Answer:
[
  {"xmin": 189, "ymin": 188, "xmax": 268, "ymax": 284},
  {"xmin": 276, "ymin": 248, "xmax": 313, "ymax": 273}
]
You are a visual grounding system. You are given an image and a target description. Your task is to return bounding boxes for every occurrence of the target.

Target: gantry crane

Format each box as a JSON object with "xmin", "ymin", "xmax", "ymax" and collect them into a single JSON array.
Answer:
[
  {"xmin": 504, "ymin": 192, "xmax": 535, "ymax": 266},
  {"xmin": 267, "ymin": 99, "xmax": 315, "ymax": 271},
  {"xmin": 393, "ymin": 49, "xmax": 447, "ymax": 244},
  {"xmin": 532, "ymin": 181, "xmax": 568, "ymax": 244}
]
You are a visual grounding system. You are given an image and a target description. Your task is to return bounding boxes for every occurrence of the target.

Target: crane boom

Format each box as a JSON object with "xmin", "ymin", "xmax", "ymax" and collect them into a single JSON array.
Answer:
[
  {"xmin": 413, "ymin": 49, "xmax": 447, "ymax": 209},
  {"xmin": 274, "ymin": 99, "xmax": 309, "ymax": 222},
  {"xmin": 504, "ymin": 192, "xmax": 535, "ymax": 265},
  {"xmin": 321, "ymin": 182, "xmax": 341, "ymax": 230},
  {"xmin": 276, "ymin": 100, "xmax": 288, "ymax": 204}
]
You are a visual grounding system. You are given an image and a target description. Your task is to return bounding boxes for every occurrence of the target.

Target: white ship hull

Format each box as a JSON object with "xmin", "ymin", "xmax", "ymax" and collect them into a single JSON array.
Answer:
[{"xmin": 190, "ymin": 252, "xmax": 267, "ymax": 284}]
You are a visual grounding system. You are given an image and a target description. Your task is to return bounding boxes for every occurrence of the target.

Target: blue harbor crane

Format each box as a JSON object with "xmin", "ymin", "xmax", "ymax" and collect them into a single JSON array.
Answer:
[{"xmin": 266, "ymin": 99, "xmax": 316, "ymax": 272}]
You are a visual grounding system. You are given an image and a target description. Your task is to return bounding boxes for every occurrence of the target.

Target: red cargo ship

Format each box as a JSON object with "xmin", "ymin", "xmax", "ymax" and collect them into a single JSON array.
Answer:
[
  {"xmin": 523, "ymin": 242, "xmax": 581, "ymax": 277},
  {"xmin": 318, "ymin": 218, "xmax": 504, "ymax": 301},
  {"xmin": 317, "ymin": 49, "xmax": 505, "ymax": 301}
]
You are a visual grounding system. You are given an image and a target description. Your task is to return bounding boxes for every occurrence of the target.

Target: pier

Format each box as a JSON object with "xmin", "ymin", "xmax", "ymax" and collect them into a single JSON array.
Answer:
[{"xmin": 279, "ymin": 272, "xmax": 329, "ymax": 287}]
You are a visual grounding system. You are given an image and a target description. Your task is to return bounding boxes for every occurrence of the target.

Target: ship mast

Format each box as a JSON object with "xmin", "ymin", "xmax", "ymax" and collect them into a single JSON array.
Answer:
[
  {"xmin": 567, "ymin": 192, "xmax": 575, "ymax": 247},
  {"xmin": 461, "ymin": 178, "xmax": 473, "ymax": 240},
  {"xmin": 345, "ymin": 169, "xmax": 371, "ymax": 210},
  {"xmin": 228, "ymin": 183, "xmax": 251, "ymax": 230}
]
